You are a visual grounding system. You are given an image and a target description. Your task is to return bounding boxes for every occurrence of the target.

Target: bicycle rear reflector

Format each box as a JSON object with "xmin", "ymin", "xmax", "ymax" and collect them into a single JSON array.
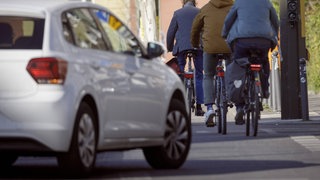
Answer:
[
  {"xmin": 250, "ymin": 64, "xmax": 261, "ymax": 71},
  {"xmin": 184, "ymin": 72, "xmax": 193, "ymax": 79}
]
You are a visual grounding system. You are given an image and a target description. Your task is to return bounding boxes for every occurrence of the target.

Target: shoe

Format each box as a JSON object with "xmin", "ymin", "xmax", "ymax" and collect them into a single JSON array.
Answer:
[
  {"xmin": 205, "ymin": 110, "xmax": 215, "ymax": 127},
  {"xmin": 195, "ymin": 109, "xmax": 205, "ymax": 116},
  {"xmin": 259, "ymin": 102, "xmax": 263, "ymax": 111},
  {"xmin": 195, "ymin": 104, "xmax": 205, "ymax": 116},
  {"xmin": 235, "ymin": 108, "xmax": 245, "ymax": 125},
  {"xmin": 263, "ymin": 90, "xmax": 270, "ymax": 99}
]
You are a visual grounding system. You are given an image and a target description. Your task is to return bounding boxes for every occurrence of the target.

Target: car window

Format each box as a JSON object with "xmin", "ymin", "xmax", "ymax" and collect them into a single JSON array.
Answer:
[
  {"xmin": 62, "ymin": 8, "xmax": 107, "ymax": 50},
  {"xmin": 93, "ymin": 9, "xmax": 143, "ymax": 57},
  {"xmin": 0, "ymin": 17, "xmax": 44, "ymax": 49},
  {"xmin": 62, "ymin": 14, "xmax": 74, "ymax": 44}
]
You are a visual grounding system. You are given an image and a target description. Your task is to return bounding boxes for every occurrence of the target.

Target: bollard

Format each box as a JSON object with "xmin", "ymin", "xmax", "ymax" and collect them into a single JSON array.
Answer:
[
  {"xmin": 299, "ymin": 58, "xmax": 309, "ymax": 121},
  {"xmin": 270, "ymin": 51, "xmax": 281, "ymax": 112}
]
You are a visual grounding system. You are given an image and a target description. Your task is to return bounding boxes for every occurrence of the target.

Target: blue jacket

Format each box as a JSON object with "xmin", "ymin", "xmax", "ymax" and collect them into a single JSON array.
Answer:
[
  {"xmin": 166, "ymin": 2, "xmax": 200, "ymax": 56},
  {"xmin": 222, "ymin": 0, "xmax": 279, "ymax": 49}
]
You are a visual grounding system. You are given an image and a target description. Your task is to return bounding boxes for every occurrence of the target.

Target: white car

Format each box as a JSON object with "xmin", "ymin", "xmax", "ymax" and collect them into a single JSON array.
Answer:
[{"xmin": 0, "ymin": 0, "xmax": 190, "ymax": 176}]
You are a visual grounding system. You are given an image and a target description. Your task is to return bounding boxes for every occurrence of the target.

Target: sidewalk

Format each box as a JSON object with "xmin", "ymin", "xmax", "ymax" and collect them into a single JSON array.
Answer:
[
  {"xmin": 261, "ymin": 92, "xmax": 320, "ymax": 121},
  {"xmin": 192, "ymin": 92, "xmax": 320, "ymax": 123}
]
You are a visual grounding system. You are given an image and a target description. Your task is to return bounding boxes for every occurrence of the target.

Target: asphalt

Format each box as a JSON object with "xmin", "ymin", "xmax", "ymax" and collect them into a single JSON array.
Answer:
[{"xmin": 192, "ymin": 91, "xmax": 320, "ymax": 124}]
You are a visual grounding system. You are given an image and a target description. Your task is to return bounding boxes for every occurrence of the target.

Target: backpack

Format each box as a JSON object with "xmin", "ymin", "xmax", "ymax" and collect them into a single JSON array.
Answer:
[{"xmin": 225, "ymin": 57, "xmax": 250, "ymax": 104}]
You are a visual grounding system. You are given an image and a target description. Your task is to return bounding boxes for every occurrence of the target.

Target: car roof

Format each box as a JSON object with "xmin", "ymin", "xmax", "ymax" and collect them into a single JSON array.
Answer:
[
  {"xmin": 0, "ymin": 0, "xmax": 88, "ymax": 9},
  {"xmin": 0, "ymin": 0, "xmax": 101, "ymax": 17}
]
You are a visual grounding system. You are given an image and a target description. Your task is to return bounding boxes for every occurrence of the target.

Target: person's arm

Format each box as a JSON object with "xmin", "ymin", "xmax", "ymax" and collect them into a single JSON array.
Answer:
[
  {"xmin": 190, "ymin": 12, "xmax": 203, "ymax": 48},
  {"xmin": 221, "ymin": 5, "xmax": 237, "ymax": 39},
  {"xmin": 166, "ymin": 13, "xmax": 178, "ymax": 52},
  {"xmin": 270, "ymin": 4, "xmax": 280, "ymax": 39}
]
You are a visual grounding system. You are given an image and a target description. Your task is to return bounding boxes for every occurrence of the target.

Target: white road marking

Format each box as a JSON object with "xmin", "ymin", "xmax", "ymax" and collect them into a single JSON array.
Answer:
[{"xmin": 291, "ymin": 136, "xmax": 320, "ymax": 152}]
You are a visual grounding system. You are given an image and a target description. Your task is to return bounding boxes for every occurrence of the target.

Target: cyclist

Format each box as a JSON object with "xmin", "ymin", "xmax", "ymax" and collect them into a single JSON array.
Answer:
[
  {"xmin": 167, "ymin": 0, "xmax": 205, "ymax": 116},
  {"xmin": 222, "ymin": 0, "xmax": 279, "ymax": 125},
  {"xmin": 191, "ymin": 0, "xmax": 233, "ymax": 127}
]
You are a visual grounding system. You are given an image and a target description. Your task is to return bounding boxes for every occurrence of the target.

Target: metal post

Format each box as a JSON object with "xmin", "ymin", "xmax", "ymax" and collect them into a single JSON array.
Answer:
[
  {"xmin": 280, "ymin": 0, "xmax": 307, "ymax": 119},
  {"xmin": 269, "ymin": 54, "xmax": 275, "ymax": 110},
  {"xmin": 271, "ymin": 51, "xmax": 281, "ymax": 112},
  {"xmin": 299, "ymin": 58, "xmax": 309, "ymax": 121}
]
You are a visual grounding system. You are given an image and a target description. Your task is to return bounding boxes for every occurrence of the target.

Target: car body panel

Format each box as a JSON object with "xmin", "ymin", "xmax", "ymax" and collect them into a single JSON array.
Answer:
[{"xmin": 0, "ymin": 0, "xmax": 187, "ymax": 154}]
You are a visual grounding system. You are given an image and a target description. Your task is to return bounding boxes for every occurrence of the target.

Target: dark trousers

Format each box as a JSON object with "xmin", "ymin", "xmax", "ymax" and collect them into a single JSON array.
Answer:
[
  {"xmin": 232, "ymin": 38, "xmax": 272, "ymax": 109},
  {"xmin": 177, "ymin": 49, "xmax": 204, "ymax": 104}
]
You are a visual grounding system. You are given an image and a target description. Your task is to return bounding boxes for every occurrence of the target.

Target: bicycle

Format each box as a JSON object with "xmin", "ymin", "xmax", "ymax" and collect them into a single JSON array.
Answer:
[
  {"xmin": 167, "ymin": 49, "xmax": 203, "ymax": 118},
  {"xmin": 183, "ymin": 49, "xmax": 197, "ymax": 119},
  {"xmin": 213, "ymin": 54, "xmax": 233, "ymax": 134},
  {"xmin": 243, "ymin": 50, "xmax": 265, "ymax": 136}
]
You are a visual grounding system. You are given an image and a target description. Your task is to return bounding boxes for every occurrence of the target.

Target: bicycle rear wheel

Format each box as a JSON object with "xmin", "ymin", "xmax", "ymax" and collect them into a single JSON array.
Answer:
[
  {"xmin": 219, "ymin": 77, "xmax": 228, "ymax": 135},
  {"xmin": 185, "ymin": 80, "xmax": 193, "ymax": 120},
  {"xmin": 215, "ymin": 77, "xmax": 228, "ymax": 134},
  {"xmin": 219, "ymin": 100, "xmax": 227, "ymax": 134},
  {"xmin": 251, "ymin": 84, "xmax": 260, "ymax": 136},
  {"xmin": 214, "ymin": 78, "xmax": 222, "ymax": 133},
  {"xmin": 245, "ymin": 110, "xmax": 250, "ymax": 136},
  {"xmin": 245, "ymin": 80, "xmax": 259, "ymax": 136}
]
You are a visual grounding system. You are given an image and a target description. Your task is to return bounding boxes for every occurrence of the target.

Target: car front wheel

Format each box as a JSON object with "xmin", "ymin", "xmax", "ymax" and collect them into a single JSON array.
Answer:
[
  {"xmin": 57, "ymin": 102, "xmax": 97, "ymax": 176},
  {"xmin": 143, "ymin": 99, "xmax": 191, "ymax": 169}
]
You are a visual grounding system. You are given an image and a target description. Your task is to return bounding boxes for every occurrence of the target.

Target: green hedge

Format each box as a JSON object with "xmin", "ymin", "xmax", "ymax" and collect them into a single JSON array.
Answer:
[
  {"xmin": 306, "ymin": 3, "xmax": 320, "ymax": 93},
  {"xmin": 271, "ymin": 0, "xmax": 320, "ymax": 93}
]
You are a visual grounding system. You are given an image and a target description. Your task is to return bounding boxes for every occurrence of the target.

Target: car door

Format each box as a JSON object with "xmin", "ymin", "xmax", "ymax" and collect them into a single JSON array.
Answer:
[
  {"xmin": 93, "ymin": 9, "xmax": 164, "ymax": 138},
  {"xmin": 62, "ymin": 8, "xmax": 131, "ymax": 139},
  {"xmin": 126, "ymin": 55, "xmax": 167, "ymax": 138}
]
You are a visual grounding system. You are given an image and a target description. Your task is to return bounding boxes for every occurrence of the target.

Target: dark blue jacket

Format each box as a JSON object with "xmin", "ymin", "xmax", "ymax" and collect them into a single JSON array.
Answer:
[
  {"xmin": 222, "ymin": 0, "xmax": 279, "ymax": 49},
  {"xmin": 166, "ymin": 2, "xmax": 199, "ymax": 56}
]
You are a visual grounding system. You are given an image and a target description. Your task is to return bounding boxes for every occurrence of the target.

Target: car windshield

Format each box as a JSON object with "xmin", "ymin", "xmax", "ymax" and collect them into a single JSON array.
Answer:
[{"xmin": 0, "ymin": 17, "xmax": 44, "ymax": 49}]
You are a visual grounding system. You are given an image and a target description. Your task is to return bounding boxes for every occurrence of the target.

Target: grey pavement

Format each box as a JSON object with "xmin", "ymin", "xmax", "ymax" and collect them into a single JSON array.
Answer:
[{"xmin": 192, "ymin": 91, "xmax": 320, "ymax": 124}]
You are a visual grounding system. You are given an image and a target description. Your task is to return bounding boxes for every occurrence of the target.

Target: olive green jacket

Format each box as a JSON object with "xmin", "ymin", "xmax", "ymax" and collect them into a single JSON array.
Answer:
[{"xmin": 191, "ymin": 0, "xmax": 233, "ymax": 54}]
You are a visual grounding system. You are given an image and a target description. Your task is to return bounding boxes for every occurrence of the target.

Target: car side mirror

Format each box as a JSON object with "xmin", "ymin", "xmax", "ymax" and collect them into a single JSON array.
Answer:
[{"xmin": 147, "ymin": 42, "xmax": 165, "ymax": 58}]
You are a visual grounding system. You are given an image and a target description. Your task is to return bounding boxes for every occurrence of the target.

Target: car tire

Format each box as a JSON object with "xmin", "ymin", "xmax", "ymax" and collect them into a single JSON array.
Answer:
[
  {"xmin": 143, "ymin": 99, "xmax": 191, "ymax": 169},
  {"xmin": 57, "ymin": 102, "xmax": 97, "ymax": 176},
  {"xmin": 0, "ymin": 154, "xmax": 18, "ymax": 168}
]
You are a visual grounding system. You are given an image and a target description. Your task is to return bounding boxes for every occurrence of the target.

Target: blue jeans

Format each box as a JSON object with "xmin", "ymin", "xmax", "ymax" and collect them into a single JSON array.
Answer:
[
  {"xmin": 203, "ymin": 52, "xmax": 231, "ymax": 105},
  {"xmin": 177, "ymin": 49, "xmax": 204, "ymax": 104},
  {"xmin": 232, "ymin": 38, "xmax": 271, "ymax": 109}
]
